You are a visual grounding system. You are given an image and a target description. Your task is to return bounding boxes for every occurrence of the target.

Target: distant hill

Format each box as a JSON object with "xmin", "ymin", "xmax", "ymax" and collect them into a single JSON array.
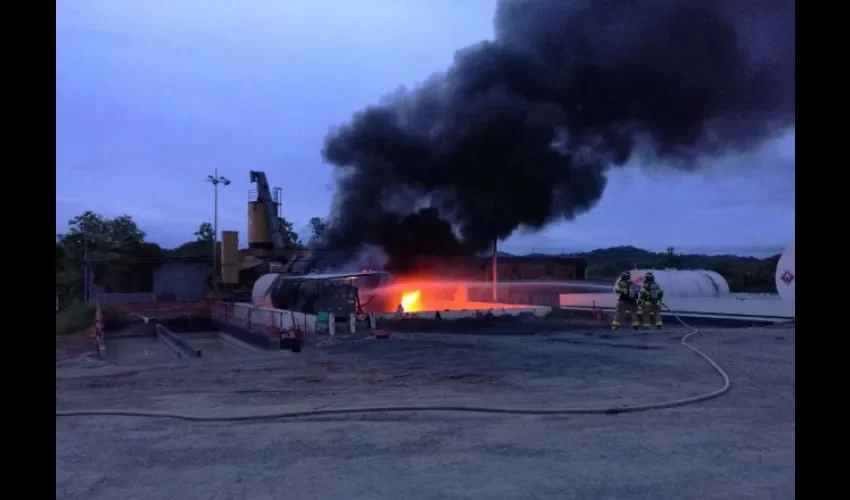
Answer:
[
  {"xmin": 566, "ymin": 246, "xmax": 780, "ymax": 294},
  {"xmin": 480, "ymin": 245, "xmax": 780, "ymax": 293}
]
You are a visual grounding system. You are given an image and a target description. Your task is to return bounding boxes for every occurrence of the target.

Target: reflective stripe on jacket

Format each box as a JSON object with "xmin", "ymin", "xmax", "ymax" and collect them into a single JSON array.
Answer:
[{"xmin": 639, "ymin": 283, "xmax": 664, "ymax": 303}]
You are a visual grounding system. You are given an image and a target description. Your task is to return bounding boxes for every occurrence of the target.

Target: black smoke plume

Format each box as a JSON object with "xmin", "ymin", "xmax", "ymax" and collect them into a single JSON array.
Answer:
[{"xmin": 320, "ymin": 0, "xmax": 794, "ymax": 272}]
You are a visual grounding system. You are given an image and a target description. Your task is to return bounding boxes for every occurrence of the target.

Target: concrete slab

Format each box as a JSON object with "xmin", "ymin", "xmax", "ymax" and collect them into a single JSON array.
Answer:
[
  {"xmin": 219, "ymin": 332, "xmax": 267, "ymax": 353},
  {"xmin": 559, "ymin": 293, "xmax": 794, "ymax": 321},
  {"xmin": 105, "ymin": 336, "xmax": 177, "ymax": 366},
  {"xmin": 178, "ymin": 331, "xmax": 257, "ymax": 361},
  {"xmin": 155, "ymin": 325, "xmax": 202, "ymax": 359}
]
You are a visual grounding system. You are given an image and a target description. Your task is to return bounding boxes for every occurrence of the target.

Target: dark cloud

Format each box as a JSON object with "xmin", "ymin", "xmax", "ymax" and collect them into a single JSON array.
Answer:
[{"xmin": 321, "ymin": 0, "xmax": 795, "ymax": 271}]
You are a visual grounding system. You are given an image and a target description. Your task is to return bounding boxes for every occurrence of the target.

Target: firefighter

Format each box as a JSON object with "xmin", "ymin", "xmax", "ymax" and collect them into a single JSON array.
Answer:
[
  {"xmin": 638, "ymin": 272, "xmax": 664, "ymax": 329},
  {"xmin": 396, "ymin": 303, "xmax": 405, "ymax": 317},
  {"xmin": 612, "ymin": 271, "xmax": 640, "ymax": 330}
]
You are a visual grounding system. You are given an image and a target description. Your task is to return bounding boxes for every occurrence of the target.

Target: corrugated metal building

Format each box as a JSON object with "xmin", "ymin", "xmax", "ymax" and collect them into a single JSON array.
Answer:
[{"xmin": 151, "ymin": 262, "xmax": 208, "ymax": 300}]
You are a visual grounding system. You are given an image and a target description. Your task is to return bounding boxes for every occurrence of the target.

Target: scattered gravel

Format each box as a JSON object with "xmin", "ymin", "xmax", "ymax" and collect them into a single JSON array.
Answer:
[{"xmin": 56, "ymin": 325, "xmax": 794, "ymax": 500}]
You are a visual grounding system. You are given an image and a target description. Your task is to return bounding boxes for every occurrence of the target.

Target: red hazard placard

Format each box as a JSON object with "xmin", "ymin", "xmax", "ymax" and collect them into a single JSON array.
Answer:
[{"xmin": 780, "ymin": 270, "xmax": 794, "ymax": 285}]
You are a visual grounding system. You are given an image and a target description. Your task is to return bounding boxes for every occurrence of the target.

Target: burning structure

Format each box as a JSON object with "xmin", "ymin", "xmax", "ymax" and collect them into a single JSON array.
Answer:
[
  {"xmin": 249, "ymin": 247, "xmax": 594, "ymax": 315},
  {"xmin": 250, "ymin": 269, "xmax": 549, "ymax": 318},
  {"xmin": 249, "ymin": 0, "xmax": 793, "ymax": 320}
]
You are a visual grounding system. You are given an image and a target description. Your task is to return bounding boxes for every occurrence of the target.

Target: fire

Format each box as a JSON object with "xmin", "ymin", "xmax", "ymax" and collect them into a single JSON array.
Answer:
[
  {"xmin": 400, "ymin": 290, "xmax": 421, "ymax": 312},
  {"xmin": 358, "ymin": 276, "xmax": 534, "ymax": 314}
]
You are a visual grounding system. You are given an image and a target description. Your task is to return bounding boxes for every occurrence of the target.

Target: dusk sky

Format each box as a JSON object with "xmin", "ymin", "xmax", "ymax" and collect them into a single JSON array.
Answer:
[{"xmin": 56, "ymin": 0, "xmax": 795, "ymax": 257}]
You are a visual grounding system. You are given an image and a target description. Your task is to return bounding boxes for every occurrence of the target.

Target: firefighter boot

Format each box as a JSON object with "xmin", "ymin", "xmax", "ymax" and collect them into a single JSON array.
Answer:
[
  {"xmin": 613, "ymin": 301, "xmax": 627, "ymax": 331},
  {"xmin": 629, "ymin": 305, "xmax": 640, "ymax": 330}
]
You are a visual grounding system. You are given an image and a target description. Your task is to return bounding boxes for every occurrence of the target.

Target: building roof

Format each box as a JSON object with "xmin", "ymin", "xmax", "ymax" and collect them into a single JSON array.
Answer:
[
  {"xmin": 278, "ymin": 271, "xmax": 390, "ymax": 281},
  {"xmin": 83, "ymin": 256, "xmax": 211, "ymax": 265},
  {"xmin": 475, "ymin": 255, "xmax": 588, "ymax": 265}
]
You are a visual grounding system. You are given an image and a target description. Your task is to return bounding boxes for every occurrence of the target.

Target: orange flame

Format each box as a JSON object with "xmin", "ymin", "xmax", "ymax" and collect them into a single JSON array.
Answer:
[
  {"xmin": 400, "ymin": 290, "xmax": 421, "ymax": 312},
  {"xmin": 358, "ymin": 277, "xmax": 534, "ymax": 314}
]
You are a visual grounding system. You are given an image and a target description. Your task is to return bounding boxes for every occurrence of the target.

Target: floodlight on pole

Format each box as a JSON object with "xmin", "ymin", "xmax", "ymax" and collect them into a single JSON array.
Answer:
[{"xmin": 206, "ymin": 168, "xmax": 231, "ymax": 287}]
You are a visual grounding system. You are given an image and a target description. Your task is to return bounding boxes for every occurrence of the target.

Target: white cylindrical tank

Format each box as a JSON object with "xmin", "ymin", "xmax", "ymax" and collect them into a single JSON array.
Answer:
[
  {"xmin": 631, "ymin": 269, "xmax": 730, "ymax": 298},
  {"xmin": 774, "ymin": 243, "xmax": 795, "ymax": 301},
  {"xmin": 251, "ymin": 273, "xmax": 279, "ymax": 308}
]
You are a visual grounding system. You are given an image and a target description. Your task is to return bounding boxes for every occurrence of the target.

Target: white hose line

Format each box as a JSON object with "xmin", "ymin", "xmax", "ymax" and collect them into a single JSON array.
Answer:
[{"xmin": 56, "ymin": 304, "xmax": 730, "ymax": 422}]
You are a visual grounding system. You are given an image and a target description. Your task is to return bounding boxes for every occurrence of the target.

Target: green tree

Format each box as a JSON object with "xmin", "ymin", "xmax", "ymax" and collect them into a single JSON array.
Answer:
[
  {"xmin": 194, "ymin": 222, "xmax": 215, "ymax": 242},
  {"xmin": 308, "ymin": 216, "xmax": 328, "ymax": 246},
  {"xmin": 56, "ymin": 211, "xmax": 164, "ymax": 307},
  {"xmin": 278, "ymin": 217, "xmax": 302, "ymax": 248},
  {"xmin": 575, "ymin": 245, "xmax": 779, "ymax": 293},
  {"xmin": 58, "ymin": 211, "xmax": 151, "ymax": 261},
  {"xmin": 56, "ymin": 242, "xmax": 65, "ymax": 272},
  {"xmin": 657, "ymin": 246, "xmax": 682, "ymax": 269},
  {"xmin": 171, "ymin": 222, "xmax": 215, "ymax": 258}
]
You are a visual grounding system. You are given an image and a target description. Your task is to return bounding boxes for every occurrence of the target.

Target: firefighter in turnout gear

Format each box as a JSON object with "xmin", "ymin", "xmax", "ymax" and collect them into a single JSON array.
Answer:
[
  {"xmin": 638, "ymin": 272, "xmax": 664, "ymax": 329},
  {"xmin": 612, "ymin": 271, "xmax": 640, "ymax": 330}
]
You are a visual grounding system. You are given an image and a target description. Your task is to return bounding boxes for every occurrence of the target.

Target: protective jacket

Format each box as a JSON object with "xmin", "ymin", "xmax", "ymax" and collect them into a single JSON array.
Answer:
[
  {"xmin": 613, "ymin": 278, "xmax": 635, "ymax": 302},
  {"xmin": 638, "ymin": 282, "xmax": 664, "ymax": 306}
]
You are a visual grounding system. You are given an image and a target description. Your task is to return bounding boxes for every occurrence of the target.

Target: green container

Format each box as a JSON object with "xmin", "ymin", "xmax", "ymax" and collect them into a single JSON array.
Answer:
[{"xmin": 316, "ymin": 311, "xmax": 330, "ymax": 323}]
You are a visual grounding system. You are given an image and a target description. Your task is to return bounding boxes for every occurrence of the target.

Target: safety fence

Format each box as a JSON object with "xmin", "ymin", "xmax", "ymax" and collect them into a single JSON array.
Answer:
[
  {"xmin": 211, "ymin": 301, "xmax": 318, "ymax": 340},
  {"xmin": 103, "ymin": 300, "xmax": 215, "ymax": 320},
  {"xmin": 92, "ymin": 300, "xmax": 379, "ymax": 355}
]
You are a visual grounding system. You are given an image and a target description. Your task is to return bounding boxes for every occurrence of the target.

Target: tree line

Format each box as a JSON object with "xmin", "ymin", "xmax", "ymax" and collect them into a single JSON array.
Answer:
[
  {"xmin": 55, "ymin": 211, "xmax": 330, "ymax": 302},
  {"xmin": 575, "ymin": 246, "xmax": 781, "ymax": 293},
  {"xmin": 56, "ymin": 211, "xmax": 781, "ymax": 303},
  {"xmin": 56, "ymin": 211, "xmax": 329, "ymax": 262}
]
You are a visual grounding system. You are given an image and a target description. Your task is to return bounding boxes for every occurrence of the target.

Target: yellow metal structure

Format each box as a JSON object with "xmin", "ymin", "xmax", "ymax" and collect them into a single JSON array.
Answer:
[
  {"xmin": 247, "ymin": 201, "xmax": 271, "ymax": 248},
  {"xmin": 221, "ymin": 231, "xmax": 239, "ymax": 284}
]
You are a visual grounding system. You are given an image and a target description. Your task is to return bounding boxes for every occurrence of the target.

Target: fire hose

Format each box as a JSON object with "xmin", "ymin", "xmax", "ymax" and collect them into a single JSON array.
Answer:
[{"xmin": 55, "ymin": 303, "xmax": 730, "ymax": 422}]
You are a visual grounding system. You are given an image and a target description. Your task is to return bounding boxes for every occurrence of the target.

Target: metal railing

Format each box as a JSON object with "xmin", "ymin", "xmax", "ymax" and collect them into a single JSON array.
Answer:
[
  {"xmin": 104, "ymin": 300, "xmax": 214, "ymax": 320},
  {"xmin": 212, "ymin": 302, "xmax": 317, "ymax": 339}
]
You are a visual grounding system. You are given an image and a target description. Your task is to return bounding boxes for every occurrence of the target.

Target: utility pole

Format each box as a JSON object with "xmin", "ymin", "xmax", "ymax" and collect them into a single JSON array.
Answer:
[
  {"xmin": 82, "ymin": 232, "xmax": 89, "ymax": 303},
  {"xmin": 492, "ymin": 238, "xmax": 498, "ymax": 302},
  {"xmin": 206, "ymin": 169, "xmax": 231, "ymax": 288}
]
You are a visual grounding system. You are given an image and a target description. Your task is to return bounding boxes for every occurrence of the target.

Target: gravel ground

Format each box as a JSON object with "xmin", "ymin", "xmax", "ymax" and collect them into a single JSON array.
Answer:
[
  {"xmin": 106, "ymin": 336, "xmax": 176, "ymax": 365},
  {"xmin": 56, "ymin": 323, "xmax": 795, "ymax": 500},
  {"xmin": 179, "ymin": 331, "xmax": 258, "ymax": 362}
]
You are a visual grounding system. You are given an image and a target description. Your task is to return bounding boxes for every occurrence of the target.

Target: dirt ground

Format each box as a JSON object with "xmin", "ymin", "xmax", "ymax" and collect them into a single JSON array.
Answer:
[
  {"xmin": 56, "ymin": 323, "xmax": 795, "ymax": 500},
  {"xmin": 56, "ymin": 330, "xmax": 95, "ymax": 362}
]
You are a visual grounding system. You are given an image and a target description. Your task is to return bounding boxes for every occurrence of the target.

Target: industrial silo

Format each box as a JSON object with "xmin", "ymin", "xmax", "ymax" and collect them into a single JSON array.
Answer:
[
  {"xmin": 631, "ymin": 269, "xmax": 731, "ymax": 298},
  {"xmin": 247, "ymin": 201, "xmax": 272, "ymax": 250}
]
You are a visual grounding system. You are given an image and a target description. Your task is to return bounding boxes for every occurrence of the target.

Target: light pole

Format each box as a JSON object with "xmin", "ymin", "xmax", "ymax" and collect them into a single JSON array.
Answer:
[{"xmin": 206, "ymin": 169, "xmax": 231, "ymax": 286}]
